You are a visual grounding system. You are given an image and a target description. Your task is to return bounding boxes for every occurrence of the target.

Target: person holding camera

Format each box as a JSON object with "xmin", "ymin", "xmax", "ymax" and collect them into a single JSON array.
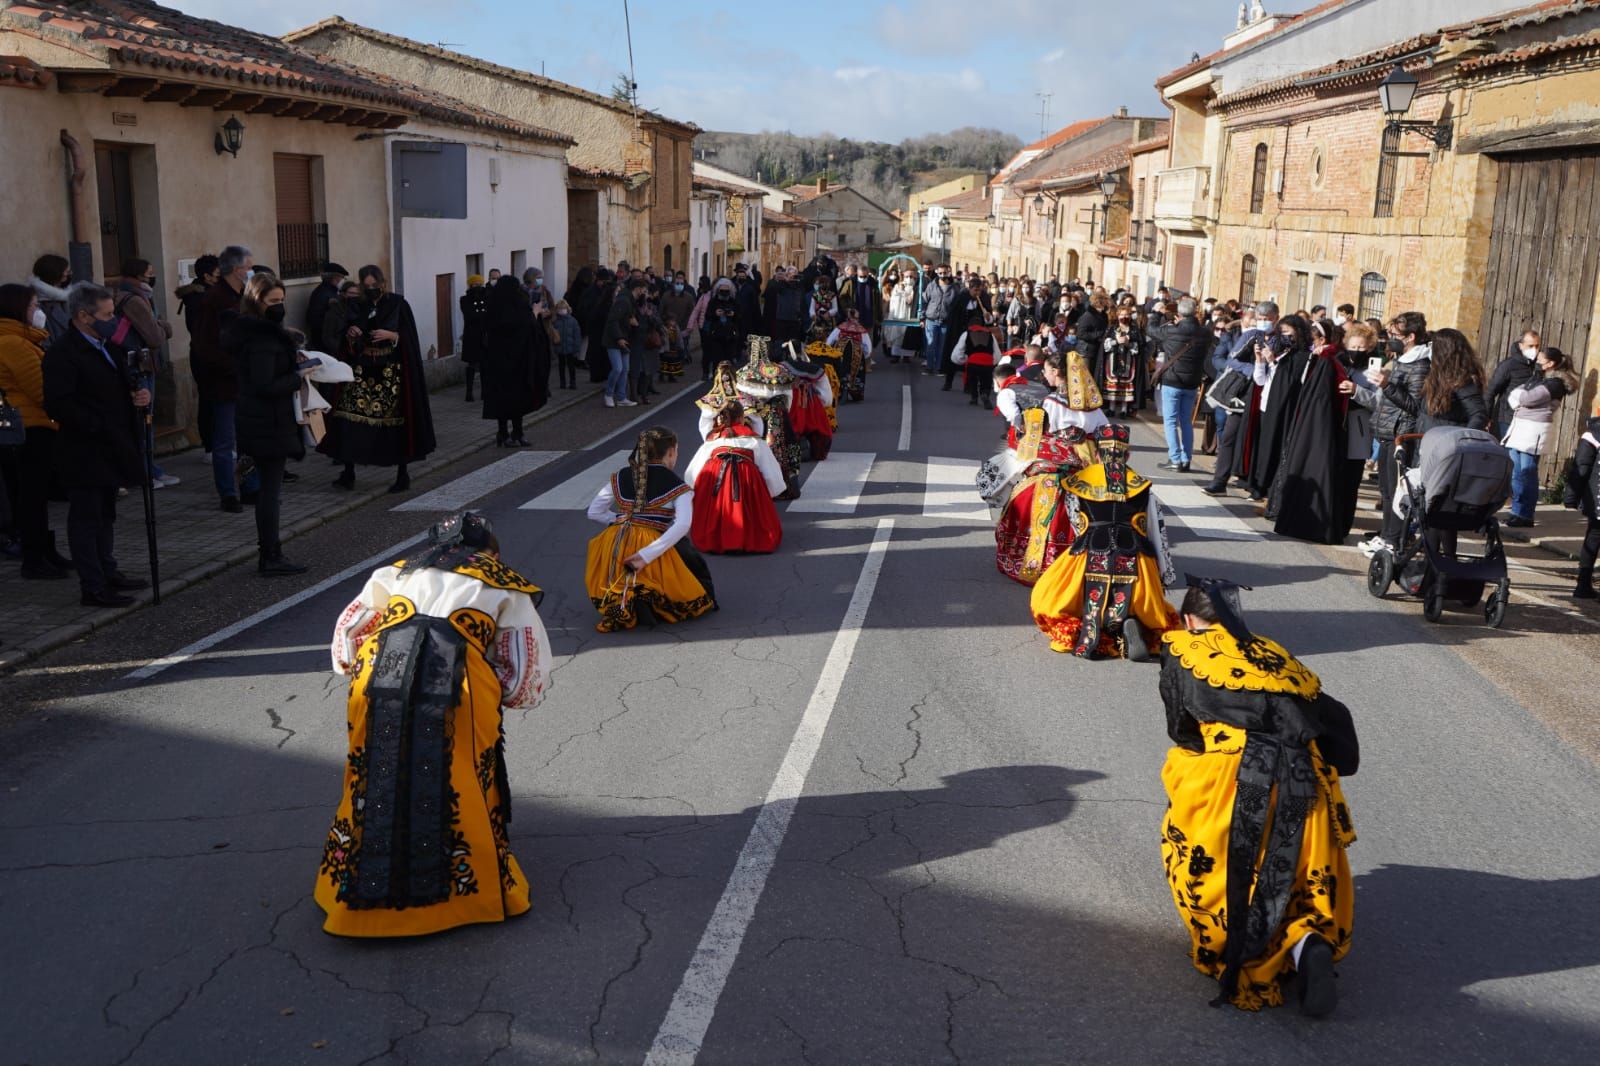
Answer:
[
  {"xmin": 41, "ymin": 283, "xmax": 151, "ymax": 607},
  {"xmin": 225, "ymin": 274, "xmax": 314, "ymax": 577}
]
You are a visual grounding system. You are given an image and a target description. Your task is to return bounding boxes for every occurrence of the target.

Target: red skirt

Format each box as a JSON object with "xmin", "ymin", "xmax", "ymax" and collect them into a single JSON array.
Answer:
[
  {"xmin": 994, "ymin": 473, "xmax": 1076, "ymax": 586},
  {"xmin": 789, "ymin": 384, "xmax": 834, "ymax": 459},
  {"xmin": 691, "ymin": 452, "xmax": 782, "ymax": 554}
]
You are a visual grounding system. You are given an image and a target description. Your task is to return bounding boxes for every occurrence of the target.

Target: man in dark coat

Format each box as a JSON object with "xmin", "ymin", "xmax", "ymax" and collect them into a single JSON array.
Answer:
[
  {"xmin": 304, "ymin": 262, "xmax": 347, "ymax": 354},
  {"xmin": 1148, "ymin": 299, "xmax": 1209, "ymax": 471},
  {"xmin": 1485, "ymin": 330, "xmax": 1541, "ymax": 438},
  {"xmin": 192, "ymin": 244, "xmax": 254, "ymax": 508},
  {"xmin": 1269, "ymin": 344, "xmax": 1352, "ymax": 544},
  {"xmin": 942, "ymin": 277, "xmax": 987, "ymax": 391},
  {"xmin": 580, "ymin": 271, "xmax": 616, "ymax": 384},
  {"xmin": 458, "ymin": 275, "xmax": 490, "ymax": 403},
  {"xmin": 41, "ymin": 283, "xmax": 151, "ymax": 607}
]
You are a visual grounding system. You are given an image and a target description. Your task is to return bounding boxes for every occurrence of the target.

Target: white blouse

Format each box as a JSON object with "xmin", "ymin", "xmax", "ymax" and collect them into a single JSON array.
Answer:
[
  {"xmin": 331, "ymin": 563, "xmax": 552, "ymax": 710},
  {"xmin": 1042, "ymin": 394, "xmax": 1110, "ymax": 435},
  {"xmin": 684, "ymin": 434, "xmax": 787, "ymax": 497},
  {"xmin": 585, "ymin": 476, "xmax": 694, "ymax": 565}
]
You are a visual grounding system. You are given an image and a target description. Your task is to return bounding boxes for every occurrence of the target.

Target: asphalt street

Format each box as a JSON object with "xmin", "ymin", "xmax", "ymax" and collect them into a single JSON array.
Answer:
[{"xmin": 2, "ymin": 362, "xmax": 1598, "ymax": 1065}]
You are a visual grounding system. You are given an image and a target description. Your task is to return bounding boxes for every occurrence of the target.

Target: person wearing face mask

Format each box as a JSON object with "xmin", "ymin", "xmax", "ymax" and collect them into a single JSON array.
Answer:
[
  {"xmin": 920, "ymin": 267, "xmax": 956, "ymax": 376},
  {"xmin": 225, "ymin": 274, "xmax": 315, "ymax": 576},
  {"xmin": 660, "ymin": 270, "xmax": 697, "ymax": 346},
  {"xmin": 319, "ymin": 266, "xmax": 437, "ymax": 493},
  {"xmin": 41, "ymin": 282, "xmax": 152, "ymax": 607},
  {"xmin": 836, "ymin": 266, "xmax": 881, "ymax": 355},
  {"xmin": 1486, "ymin": 330, "xmax": 1544, "ymax": 441},
  {"xmin": 522, "ymin": 268, "xmax": 557, "ymax": 407},
  {"xmin": 29, "ymin": 254, "xmax": 75, "ymax": 351},
  {"xmin": 193, "ymin": 244, "xmax": 260, "ymax": 511},
  {"xmin": 0, "ymin": 283, "xmax": 73, "ymax": 578},
  {"xmin": 1333, "ymin": 304, "xmax": 1355, "ymax": 329}
]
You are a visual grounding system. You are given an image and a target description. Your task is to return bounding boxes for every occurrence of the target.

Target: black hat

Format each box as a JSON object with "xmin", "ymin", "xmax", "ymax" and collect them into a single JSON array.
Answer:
[
  {"xmin": 322, "ymin": 261, "xmax": 350, "ymax": 276},
  {"xmin": 1184, "ymin": 573, "xmax": 1253, "ymax": 645}
]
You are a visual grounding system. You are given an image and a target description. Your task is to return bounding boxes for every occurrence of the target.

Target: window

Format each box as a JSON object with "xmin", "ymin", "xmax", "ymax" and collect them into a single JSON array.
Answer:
[
  {"xmin": 1374, "ymin": 127, "xmax": 1400, "ymax": 218},
  {"xmin": 434, "ymin": 274, "xmax": 455, "ymax": 357},
  {"xmin": 273, "ymin": 153, "xmax": 326, "ymax": 278},
  {"xmin": 1288, "ymin": 271, "xmax": 1309, "ymax": 312},
  {"xmin": 1137, "ymin": 177, "xmax": 1147, "ymax": 220},
  {"xmin": 1240, "ymin": 255, "xmax": 1257, "ymax": 305},
  {"xmin": 465, "ymin": 253, "xmax": 483, "ymax": 280},
  {"xmin": 837, "ymin": 232, "xmax": 847, "ymax": 246},
  {"xmin": 1312, "ymin": 273, "xmax": 1336, "ymax": 310},
  {"xmin": 1358, "ymin": 272, "xmax": 1387, "ymax": 320},
  {"xmin": 510, "ymin": 250, "xmax": 527, "ymax": 278},
  {"xmin": 865, "ymin": 231, "xmax": 876, "ymax": 246},
  {"xmin": 1250, "ymin": 143, "xmax": 1269, "ymax": 214},
  {"xmin": 662, "ymin": 244, "xmax": 672, "ymax": 272}
]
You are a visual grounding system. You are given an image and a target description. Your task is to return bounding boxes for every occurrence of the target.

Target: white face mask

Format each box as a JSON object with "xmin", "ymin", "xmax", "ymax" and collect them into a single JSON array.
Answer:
[
  {"xmin": 31, "ymin": 307, "xmax": 47, "ymax": 330},
  {"xmin": 1333, "ymin": 313, "xmax": 1346, "ymax": 327},
  {"xmin": 1520, "ymin": 344, "xmax": 1537, "ymax": 359}
]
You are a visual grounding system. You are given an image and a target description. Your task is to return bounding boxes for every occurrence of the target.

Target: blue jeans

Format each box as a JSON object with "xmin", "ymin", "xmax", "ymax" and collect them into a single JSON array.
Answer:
[
  {"xmin": 1509, "ymin": 447, "xmax": 1540, "ymax": 519},
  {"xmin": 605, "ymin": 348, "xmax": 631, "ymax": 401},
  {"xmin": 923, "ymin": 323, "xmax": 946, "ymax": 372},
  {"xmin": 210, "ymin": 401, "xmax": 259, "ymax": 500},
  {"xmin": 1160, "ymin": 385, "xmax": 1197, "ymax": 465}
]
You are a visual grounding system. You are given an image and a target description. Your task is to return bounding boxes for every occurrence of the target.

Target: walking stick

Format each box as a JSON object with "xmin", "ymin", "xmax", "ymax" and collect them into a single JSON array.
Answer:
[{"xmin": 128, "ymin": 347, "xmax": 161, "ymax": 604}]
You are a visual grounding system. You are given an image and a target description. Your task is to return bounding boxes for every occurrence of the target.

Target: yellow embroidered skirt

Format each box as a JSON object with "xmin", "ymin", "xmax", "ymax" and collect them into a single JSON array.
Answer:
[
  {"xmin": 585, "ymin": 524, "xmax": 715, "ymax": 631},
  {"xmin": 315, "ymin": 613, "xmax": 529, "ymax": 937},
  {"xmin": 1029, "ymin": 549, "xmax": 1174, "ymax": 654},
  {"xmin": 1160, "ymin": 721, "xmax": 1356, "ymax": 1009}
]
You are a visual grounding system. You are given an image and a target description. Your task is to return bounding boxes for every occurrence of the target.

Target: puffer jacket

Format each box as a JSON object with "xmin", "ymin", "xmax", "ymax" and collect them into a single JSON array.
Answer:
[
  {"xmin": 1563, "ymin": 416, "xmax": 1600, "ymax": 518},
  {"xmin": 224, "ymin": 313, "xmax": 306, "ymax": 461},
  {"xmin": 0, "ymin": 318, "xmax": 58, "ymax": 429},
  {"xmin": 1371, "ymin": 343, "xmax": 1431, "ymax": 440}
]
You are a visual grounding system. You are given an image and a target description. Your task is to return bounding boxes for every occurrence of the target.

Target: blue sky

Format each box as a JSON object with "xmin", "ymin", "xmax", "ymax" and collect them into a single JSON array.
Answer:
[{"xmin": 191, "ymin": 0, "xmax": 1242, "ymax": 141}]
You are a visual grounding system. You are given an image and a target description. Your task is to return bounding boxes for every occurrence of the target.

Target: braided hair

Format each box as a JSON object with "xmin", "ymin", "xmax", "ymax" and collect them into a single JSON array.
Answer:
[
  {"xmin": 712, "ymin": 399, "xmax": 745, "ymax": 434},
  {"xmin": 629, "ymin": 426, "xmax": 678, "ymax": 501}
]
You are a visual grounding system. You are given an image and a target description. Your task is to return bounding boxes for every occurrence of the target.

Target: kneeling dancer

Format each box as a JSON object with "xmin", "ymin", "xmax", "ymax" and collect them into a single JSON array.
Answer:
[
  {"xmin": 685, "ymin": 399, "xmax": 787, "ymax": 554},
  {"xmin": 1159, "ymin": 576, "xmax": 1358, "ymax": 1015},
  {"xmin": 318, "ymin": 512, "xmax": 550, "ymax": 937},
  {"xmin": 585, "ymin": 426, "xmax": 717, "ymax": 632}
]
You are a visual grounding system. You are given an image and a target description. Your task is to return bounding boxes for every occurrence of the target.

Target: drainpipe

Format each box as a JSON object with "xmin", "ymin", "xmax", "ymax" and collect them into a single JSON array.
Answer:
[{"xmin": 60, "ymin": 129, "xmax": 93, "ymax": 281}]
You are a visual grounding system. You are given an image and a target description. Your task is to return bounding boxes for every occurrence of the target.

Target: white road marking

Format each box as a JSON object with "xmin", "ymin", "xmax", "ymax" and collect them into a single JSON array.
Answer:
[
  {"xmin": 898, "ymin": 385, "xmax": 912, "ymax": 451},
  {"xmin": 20, "ymin": 645, "xmax": 326, "ymax": 678},
  {"xmin": 607, "ymin": 381, "xmax": 697, "ymax": 437},
  {"xmin": 787, "ymin": 452, "xmax": 876, "ymax": 514},
  {"xmin": 393, "ymin": 450, "xmax": 564, "ymax": 512},
  {"xmin": 1155, "ymin": 481, "xmax": 1260, "ymax": 540},
  {"xmin": 518, "ymin": 450, "xmax": 630, "ymax": 510},
  {"xmin": 124, "ymin": 534, "xmax": 427, "ymax": 682},
  {"xmin": 644, "ymin": 519, "xmax": 896, "ymax": 1066},
  {"xmin": 922, "ymin": 456, "xmax": 990, "ymax": 521}
]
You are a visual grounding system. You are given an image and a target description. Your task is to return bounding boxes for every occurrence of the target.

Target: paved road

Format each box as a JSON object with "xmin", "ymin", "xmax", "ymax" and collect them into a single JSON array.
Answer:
[{"xmin": 3, "ymin": 363, "xmax": 1598, "ymax": 1065}]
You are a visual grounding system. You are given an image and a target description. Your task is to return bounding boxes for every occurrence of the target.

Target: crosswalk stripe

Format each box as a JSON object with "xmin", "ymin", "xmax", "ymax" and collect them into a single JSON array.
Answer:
[
  {"xmin": 1155, "ymin": 480, "xmax": 1260, "ymax": 540},
  {"xmin": 787, "ymin": 451, "xmax": 876, "ymax": 514},
  {"xmin": 392, "ymin": 450, "xmax": 564, "ymax": 512},
  {"xmin": 518, "ymin": 449, "xmax": 630, "ymax": 510},
  {"xmin": 922, "ymin": 456, "xmax": 990, "ymax": 522}
]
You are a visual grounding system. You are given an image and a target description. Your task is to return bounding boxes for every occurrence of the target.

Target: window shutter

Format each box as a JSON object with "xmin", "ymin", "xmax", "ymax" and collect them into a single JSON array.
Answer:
[{"xmin": 273, "ymin": 154, "xmax": 314, "ymax": 225}]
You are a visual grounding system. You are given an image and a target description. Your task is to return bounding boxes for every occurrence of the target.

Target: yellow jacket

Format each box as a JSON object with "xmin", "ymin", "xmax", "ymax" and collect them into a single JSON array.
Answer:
[{"xmin": 0, "ymin": 318, "xmax": 57, "ymax": 430}]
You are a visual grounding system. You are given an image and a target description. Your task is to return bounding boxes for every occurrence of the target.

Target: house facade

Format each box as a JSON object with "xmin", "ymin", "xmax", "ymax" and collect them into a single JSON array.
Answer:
[
  {"xmin": 787, "ymin": 180, "xmax": 898, "ymax": 252},
  {"xmin": 0, "ymin": 0, "xmax": 410, "ymax": 447},
  {"xmin": 285, "ymin": 17, "xmax": 698, "ymax": 282}
]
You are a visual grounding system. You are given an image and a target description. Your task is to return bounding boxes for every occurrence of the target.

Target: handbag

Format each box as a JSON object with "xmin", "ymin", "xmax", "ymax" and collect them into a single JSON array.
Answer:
[
  {"xmin": 1204, "ymin": 366, "xmax": 1252, "ymax": 413},
  {"xmin": 0, "ymin": 389, "xmax": 26, "ymax": 446}
]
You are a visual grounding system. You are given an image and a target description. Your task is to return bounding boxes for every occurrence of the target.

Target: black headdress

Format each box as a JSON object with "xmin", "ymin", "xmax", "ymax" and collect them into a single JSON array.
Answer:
[
  {"xmin": 1184, "ymin": 573, "xmax": 1254, "ymax": 644},
  {"xmin": 401, "ymin": 511, "xmax": 495, "ymax": 574}
]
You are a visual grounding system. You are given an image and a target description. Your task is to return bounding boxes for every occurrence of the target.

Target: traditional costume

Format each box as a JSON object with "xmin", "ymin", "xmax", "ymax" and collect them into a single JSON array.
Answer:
[
  {"xmin": 1159, "ymin": 577, "xmax": 1358, "ymax": 1014},
  {"xmin": 1030, "ymin": 424, "xmax": 1177, "ymax": 659},
  {"xmin": 995, "ymin": 360, "xmax": 1052, "ymax": 450},
  {"xmin": 781, "ymin": 342, "xmax": 836, "ymax": 461},
  {"xmin": 319, "ymin": 291, "xmax": 436, "ymax": 470},
  {"xmin": 1269, "ymin": 347, "xmax": 1356, "ymax": 544},
  {"xmin": 950, "ymin": 323, "xmax": 1000, "ymax": 408},
  {"xmin": 584, "ymin": 461, "xmax": 716, "ymax": 632},
  {"xmin": 825, "ymin": 319, "xmax": 871, "ymax": 403},
  {"xmin": 684, "ymin": 424, "xmax": 787, "ymax": 553},
  {"xmin": 802, "ymin": 288, "xmax": 845, "ymax": 426},
  {"xmin": 696, "ymin": 364, "xmax": 764, "ymax": 441},
  {"xmin": 318, "ymin": 513, "xmax": 550, "ymax": 938},
  {"xmin": 736, "ymin": 338, "xmax": 802, "ymax": 499},
  {"xmin": 1042, "ymin": 352, "xmax": 1111, "ymax": 437},
  {"xmin": 1244, "ymin": 344, "xmax": 1311, "ymax": 499},
  {"xmin": 993, "ymin": 412, "xmax": 1095, "ymax": 586}
]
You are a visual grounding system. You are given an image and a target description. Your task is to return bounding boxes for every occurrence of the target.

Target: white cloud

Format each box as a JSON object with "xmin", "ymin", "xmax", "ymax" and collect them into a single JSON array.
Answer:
[
  {"xmin": 834, "ymin": 65, "xmax": 884, "ymax": 82},
  {"xmin": 1041, "ymin": 47, "xmax": 1066, "ymax": 64}
]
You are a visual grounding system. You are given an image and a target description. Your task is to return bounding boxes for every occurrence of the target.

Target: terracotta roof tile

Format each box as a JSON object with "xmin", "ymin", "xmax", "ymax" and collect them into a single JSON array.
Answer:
[
  {"xmin": 1017, "ymin": 143, "xmax": 1130, "ymax": 190},
  {"xmin": 284, "ymin": 15, "xmax": 697, "ymax": 133},
  {"xmin": 1, "ymin": 1, "xmax": 411, "ymax": 110},
  {"xmin": 762, "ymin": 208, "xmax": 814, "ymax": 226},
  {"xmin": 0, "ymin": 53, "xmax": 50, "ymax": 89},
  {"xmin": 336, "ymin": 61, "xmax": 572, "ymax": 146},
  {"xmin": 1155, "ymin": 0, "xmax": 1352, "ymax": 88},
  {"xmin": 1457, "ymin": 24, "xmax": 1600, "ymax": 70}
]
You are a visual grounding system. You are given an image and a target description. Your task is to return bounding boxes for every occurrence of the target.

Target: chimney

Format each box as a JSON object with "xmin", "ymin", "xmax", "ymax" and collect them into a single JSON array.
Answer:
[
  {"xmin": 1117, "ymin": 105, "xmax": 1129, "ymax": 118},
  {"xmin": 818, "ymin": 175, "xmax": 829, "ymax": 194}
]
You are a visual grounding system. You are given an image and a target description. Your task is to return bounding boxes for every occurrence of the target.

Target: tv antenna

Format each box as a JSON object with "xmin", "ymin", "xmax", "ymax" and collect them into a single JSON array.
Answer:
[{"xmin": 1035, "ymin": 92, "xmax": 1053, "ymax": 138}]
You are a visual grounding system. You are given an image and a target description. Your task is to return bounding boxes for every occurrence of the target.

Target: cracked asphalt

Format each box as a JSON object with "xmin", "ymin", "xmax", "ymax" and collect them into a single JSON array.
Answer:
[{"xmin": 3, "ymin": 363, "xmax": 1598, "ymax": 1065}]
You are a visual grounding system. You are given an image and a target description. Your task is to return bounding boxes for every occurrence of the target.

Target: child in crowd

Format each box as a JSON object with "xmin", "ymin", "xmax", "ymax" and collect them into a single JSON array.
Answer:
[{"xmin": 553, "ymin": 300, "xmax": 582, "ymax": 391}]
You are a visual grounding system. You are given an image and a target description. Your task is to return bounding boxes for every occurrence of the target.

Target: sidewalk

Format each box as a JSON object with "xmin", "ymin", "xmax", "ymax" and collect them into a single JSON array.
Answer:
[{"xmin": 0, "ymin": 381, "xmax": 598, "ymax": 672}]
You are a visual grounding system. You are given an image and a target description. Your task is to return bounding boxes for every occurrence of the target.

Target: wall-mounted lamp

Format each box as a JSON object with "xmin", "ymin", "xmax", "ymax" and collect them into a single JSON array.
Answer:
[
  {"xmin": 214, "ymin": 115, "xmax": 245, "ymax": 158},
  {"xmin": 1378, "ymin": 64, "xmax": 1451, "ymax": 153}
]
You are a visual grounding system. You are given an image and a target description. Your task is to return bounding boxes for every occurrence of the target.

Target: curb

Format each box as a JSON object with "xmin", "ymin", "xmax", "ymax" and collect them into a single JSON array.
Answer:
[{"xmin": 0, "ymin": 384, "xmax": 599, "ymax": 674}]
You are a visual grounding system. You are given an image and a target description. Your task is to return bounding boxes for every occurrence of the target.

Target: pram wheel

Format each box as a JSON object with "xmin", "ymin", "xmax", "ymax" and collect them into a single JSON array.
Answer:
[
  {"xmin": 1366, "ymin": 552, "xmax": 1394, "ymax": 598},
  {"xmin": 1423, "ymin": 582, "xmax": 1446, "ymax": 623},
  {"xmin": 1485, "ymin": 580, "xmax": 1510, "ymax": 628}
]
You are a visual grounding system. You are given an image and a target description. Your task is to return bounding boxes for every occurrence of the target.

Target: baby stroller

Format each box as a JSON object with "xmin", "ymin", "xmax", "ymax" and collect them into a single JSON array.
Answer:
[{"xmin": 1366, "ymin": 427, "xmax": 1512, "ymax": 627}]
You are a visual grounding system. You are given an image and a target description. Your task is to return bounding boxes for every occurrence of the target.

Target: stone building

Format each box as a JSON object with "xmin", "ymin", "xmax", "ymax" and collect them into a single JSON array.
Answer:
[
  {"xmin": 285, "ymin": 17, "xmax": 699, "ymax": 281},
  {"xmin": 1160, "ymin": 0, "xmax": 1600, "ymax": 474},
  {"xmin": 760, "ymin": 209, "xmax": 819, "ymax": 276},
  {"xmin": 786, "ymin": 179, "xmax": 899, "ymax": 252},
  {"xmin": 1123, "ymin": 132, "xmax": 1171, "ymax": 300},
  {"xmin": 930, "ymin": 188, "xmax": 993, "ymax": 273}
]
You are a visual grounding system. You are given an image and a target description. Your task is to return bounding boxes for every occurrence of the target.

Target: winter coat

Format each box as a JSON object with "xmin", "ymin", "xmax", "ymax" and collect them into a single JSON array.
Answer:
[
  {"xmin": 1504, "ymin": 373, "xmax": 1571, "ymax": 455},
  {"xmin": 1148, "ymin": 316, "xmax": 1207, "ymax": 390},
  {"xmin": 42, "ymin": 327, "xmax": 143, "ymax": 490},
  {"xmin": 1414, "ymin": 383, "xmax": 1489, "ymax": 435},
  {"xmin": 29, "ymin": 277, "xmax": 72, "ymax": 351},
  {"xmin": 554, "ymin": 312, "xmax": 583, "ymax": 357},
  {"xmin": 1485, "ymin": 343, "xmax": 1540, "ymax": 431},
  {"xmin": 660, "ymin": 286, "xmax": 697, "ymax": 331},
  {"xmin": 603, "ymin": 290, "xmax": 637, "ymax": 350},
  {"xmin": 304, "ymin": 280, "xmax": 341, "ymax": 351},
  {"xmin": 191, "ymin": 277, "xmax": 245, "ymax": 402},
  {"xmin": 921, "ymin": 280, "xmax": 957, "ymax": 324},
  {"xmin": 0, "ymin": 318, "xmax": 57, "ymax": 429},
  {"xmin": 173, "ymin": 280, "xmax": 211, "ymax": 339},
  {"xmin": 1371, "ymin": 344, "xmax": 1431, "ymax": 440},
  {"xmin": 225, "ymin": 313, "xmax": 306, "ymax": 461},
  {"xmin": 1563, "ymin": 417, "xmax": 1600, "ymax": 519},
  {"xmin": 459, "ymin": 285, "xmax": 491, "ymax": 365}
]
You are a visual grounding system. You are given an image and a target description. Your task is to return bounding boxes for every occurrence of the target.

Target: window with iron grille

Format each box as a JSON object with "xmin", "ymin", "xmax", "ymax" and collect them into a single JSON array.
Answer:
[
  {"xmin": 273, "ymin": 153, "xmax": 327, "ymax": 278},
  {"xmin": 1374, "ymin": 127, "xmax": 1400, "ymax": 218},
  {"xmin": 1357, "ymin": 272, "xmax": 1387, "ymax": 320},
  {"xmin": 1240, "ymin": 255, "xmax": 1257, "ymax": 305},
  {"xmin": 1249, "ymin": 144, "xmax": 1268, "ymax": 214}
]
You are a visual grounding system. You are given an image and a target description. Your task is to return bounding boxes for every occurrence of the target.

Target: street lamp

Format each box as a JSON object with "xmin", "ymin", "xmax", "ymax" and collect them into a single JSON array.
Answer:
[
  {"xmin": 1097, "ymin": 171, "xmax": 1120, "ymax": 201},
  {"xmin": 214, "ymin": 115, "xmax": 244, "ymax": 158},
  {"xmin": 1378, "ymin": 63, "xmax": 1451, "ymax": 152}
]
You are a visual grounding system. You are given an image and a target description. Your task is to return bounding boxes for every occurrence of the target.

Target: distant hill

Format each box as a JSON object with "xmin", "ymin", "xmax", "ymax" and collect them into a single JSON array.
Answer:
[{"xmin": 695, "ymin": 128, "xmax": 1021, "ymax": 213}]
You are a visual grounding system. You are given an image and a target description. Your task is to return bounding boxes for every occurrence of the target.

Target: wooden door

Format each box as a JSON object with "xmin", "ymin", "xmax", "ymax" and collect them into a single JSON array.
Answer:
[
  {"xmin": 94, "ymin": 144, "xmax": 137, "ymax": 279},
  {"xmin": 1170, "ymin": 244, "xmax": 1194, "ymax": 293},
  {"xmin": 435, "ymin": 274, "xmax": 455, "ymax": 357},
  {"xmin": 1479, "ymin": 152, "xmax": 1600, "ymax": 478}
]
